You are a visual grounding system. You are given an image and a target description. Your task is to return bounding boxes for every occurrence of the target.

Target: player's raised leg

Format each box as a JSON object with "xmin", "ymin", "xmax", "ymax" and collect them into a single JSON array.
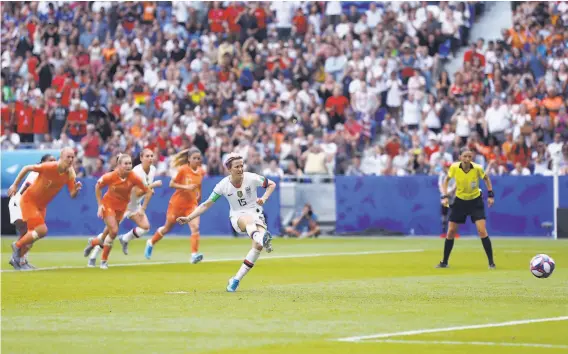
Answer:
[
  {"xmin": 85, "ymin": 228, "xmax": 106, "ymax": 258},
  {"xmin": 11, "ymin": 205, "xmax": 48, "ymax": 269},
  {"xmin": 189, "ymin": 217, "xmax": 203, "ymax": 264},
  {"xmin": 100, "ymin": 214, "xmax": 121, "ymax": 270},
  {"xmin": 119, "ymin": 212, "xmax": 150, "ymax": 255},
  {"xmin": 227, "ymin": 215, "xmax": 272, "ymax": 292},
  {"xmin": 146, "ymin": 223, "xmax": 171, "ymax": 260}
]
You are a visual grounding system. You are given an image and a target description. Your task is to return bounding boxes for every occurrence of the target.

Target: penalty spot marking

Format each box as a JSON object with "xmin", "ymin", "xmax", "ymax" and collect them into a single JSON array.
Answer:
[
  {"xmin": 1, "ymin": 249, "xmax": 423, "ymax": 273},
  {"xmin": 364, "ymin": 339, "xmax": 568, "ymax": 349},
  {"xmin": 336, "ymin": 316, "xmax": 568, "ymax": 342}
]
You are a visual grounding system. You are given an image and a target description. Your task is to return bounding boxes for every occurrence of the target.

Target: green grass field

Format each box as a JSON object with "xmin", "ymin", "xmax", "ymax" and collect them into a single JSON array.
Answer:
[{"xmin": 2, "ymin": 237, "xmax": 567, "ymax": 354}]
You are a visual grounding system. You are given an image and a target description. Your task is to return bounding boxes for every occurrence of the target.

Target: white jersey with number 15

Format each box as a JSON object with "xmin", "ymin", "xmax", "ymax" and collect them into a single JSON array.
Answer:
[{"xmin": 210, "ymin": 172, "xmax": 268, "ymax": 216}]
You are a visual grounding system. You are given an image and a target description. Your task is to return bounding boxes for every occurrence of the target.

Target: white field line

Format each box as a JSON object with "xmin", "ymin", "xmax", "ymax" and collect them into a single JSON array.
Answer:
[
  {"xmin": 1, "ymin": 249, "xmax": 423, "ymax": 273},
  {"xmin": 336, "ymin": 316, "xmax": 568, "ymax": 342},
  {"xmin": 363, "ymin": 339, "xmax": 568, "ymax": 349}
]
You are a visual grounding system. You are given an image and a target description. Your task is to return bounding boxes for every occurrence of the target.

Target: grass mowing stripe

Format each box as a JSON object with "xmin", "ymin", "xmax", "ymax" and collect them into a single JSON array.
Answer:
[
  {"xmin": 1, "ymin": 249, "xmax": 424, "ymax": 273},
  {"xmin": 336, "ymin": 316, "xmax": 568, "ymax": 342},
  {"xmin": 364, "ymin": 339, "xmax": 568, "ymax": 349}
]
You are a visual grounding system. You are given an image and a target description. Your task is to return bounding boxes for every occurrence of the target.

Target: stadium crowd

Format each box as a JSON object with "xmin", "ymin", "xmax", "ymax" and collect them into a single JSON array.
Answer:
[{"xmin": 1, "ymin": 1, "xmax": 567, "ymax": 178}]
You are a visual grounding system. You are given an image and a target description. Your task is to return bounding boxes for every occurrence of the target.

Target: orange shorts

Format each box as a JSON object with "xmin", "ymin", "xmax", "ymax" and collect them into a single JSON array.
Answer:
[
  {"xmin": 20, "ymin": 197, "xmax": 47, "ymax": 231},
  {"xmin": 102, "ymin": 201, "xmax": 126, "ymax": 222},
  {"xmin": 166, "ymin": 203, "xmax": 196, "ymax": 224}
]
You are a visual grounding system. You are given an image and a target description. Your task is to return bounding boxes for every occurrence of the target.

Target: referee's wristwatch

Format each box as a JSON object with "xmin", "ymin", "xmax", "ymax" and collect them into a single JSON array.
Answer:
[
  {"xmin": 487, "ymin": 191, "xmax": 495, "ymax": 198},
  {"xmin": 441, "ymin": 195, "xmax": 449, "ymax": 200}
]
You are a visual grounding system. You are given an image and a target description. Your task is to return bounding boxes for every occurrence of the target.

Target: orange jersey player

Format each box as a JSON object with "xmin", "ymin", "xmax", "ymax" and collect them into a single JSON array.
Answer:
[
  {"xmin": 84, "ymin": 154, "xmax": 152, "ymax": 269},
  {"xmin": 7, "ymin": 147, "xmax": 82, "ymax": 270},
  {"xmin": 144, "ymin": 147, "xmax": 204, "ymax": 263}
]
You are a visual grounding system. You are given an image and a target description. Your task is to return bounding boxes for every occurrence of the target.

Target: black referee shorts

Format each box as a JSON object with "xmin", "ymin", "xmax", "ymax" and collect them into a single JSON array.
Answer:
[{"xmin": 449, "ymin": 195, "xmax": 486, "ymax": 224}]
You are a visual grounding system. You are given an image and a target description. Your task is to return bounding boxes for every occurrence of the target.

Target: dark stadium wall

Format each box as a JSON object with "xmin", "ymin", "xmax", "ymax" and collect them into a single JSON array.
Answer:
[{"xmin": 335, "ymin": 175, "xmax": 568, "ymax": 237}]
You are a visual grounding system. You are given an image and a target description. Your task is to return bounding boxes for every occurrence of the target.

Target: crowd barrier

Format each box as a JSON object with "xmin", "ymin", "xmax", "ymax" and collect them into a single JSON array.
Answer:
[
  {"xmin": 336, "ymin": 175, "xmax": 568, "ymax": 237},
  {"xmin": 2, "ymin": 147, "xmax": 567, "ymax": 237}
]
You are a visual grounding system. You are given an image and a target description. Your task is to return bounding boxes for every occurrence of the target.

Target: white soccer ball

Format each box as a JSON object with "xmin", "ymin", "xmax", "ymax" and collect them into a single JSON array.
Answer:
[{"xmin": 530, "ymin": 254, "xmax": 556, "ymax": 279}]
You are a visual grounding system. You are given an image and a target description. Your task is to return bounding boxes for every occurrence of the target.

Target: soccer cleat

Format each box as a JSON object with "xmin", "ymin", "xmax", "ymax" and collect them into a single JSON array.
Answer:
[
  {"xmin": 263, "ymin": 230, "xmax": 273, "ymax": 253},
  {"xmin": 20, "ymin": 260, "xmax": 36, "ymax": 270},
  {"xmin": 489, "ymin": 263, "xmax": 496, "ymax": 270},
  {"xmin": 88, "ymin": 258, "xmax": 96, "ymax": 268},
  {"xmin": 118, "ymin": 235, "xmax": 129, "ymax": 255},
  {"xmin": 100, "ymin": 261, "xmax": 108, "ymax": 270},
  {"xmin": 84, "ymin": 238, "xmax": 95, "ymax": 257},
  {"xmin": 11, "ymin": 242, "xmax": 21, "ymax": 265},
  {"xmin": 226, "ymin": 277, "xmax": 240, "ymax": 292},
  {"xmin": 435, "ymin": 261, "xmax": 449, "ymax": 268},
  {"xmin": 144, "ymin": 240, "xmax": 153, "ymax": 260},
  {"xmin": 8, "ymin": 257, "xmax": 21, "ymax": 270},
  {"xmin": 191, "ymin": 253, "xmax": 204, "ymax": 264}
]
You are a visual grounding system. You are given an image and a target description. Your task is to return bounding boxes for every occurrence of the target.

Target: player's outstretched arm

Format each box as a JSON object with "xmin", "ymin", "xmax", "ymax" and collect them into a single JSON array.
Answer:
[
  {"xmin": 177, "ymin": 199, "xmax": 215, "ymax": 225},
  {"xmin": 257, "ymin": 179, "xmax": 276, "ymax": 206},
  {"xmin": 7, "ymin": 164, "xmax": 38, "ymax": 197}
]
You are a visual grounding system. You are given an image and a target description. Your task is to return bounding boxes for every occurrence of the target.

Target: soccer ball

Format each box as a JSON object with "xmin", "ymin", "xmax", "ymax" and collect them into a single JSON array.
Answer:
[{"xmin": 530, "ymin": 254, "xmax": 555, "ymax": 278}]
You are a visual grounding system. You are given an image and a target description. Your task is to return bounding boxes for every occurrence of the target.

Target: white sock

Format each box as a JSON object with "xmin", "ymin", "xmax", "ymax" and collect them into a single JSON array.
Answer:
[
  {"xmin": 245, "ymin": 223, "xmax": 265, "ymax": 245},
  {"xmin": 90, "ymin": 245, "xmax": 102, "ymax": 260},
  {"xmin": 123, "ymin": 227, "xmax": 148, "ymax": 242},
  {"xmin": 96, "ymin": 233, "xmax": 104, "ymax": 241},
  {"xmin": 191, "ymin": 252, "xmax": 197, "ymax": 257},
  {"xmin": 235, "ymin": 248, "xmax": 261, "ymax": 281}
]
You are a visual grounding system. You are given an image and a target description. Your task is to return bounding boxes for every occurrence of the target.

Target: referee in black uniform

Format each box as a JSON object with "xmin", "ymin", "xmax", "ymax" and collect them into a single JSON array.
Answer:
[{"xmin": 438, "ymin": 148, "xmax": 496, "ymax": 269}]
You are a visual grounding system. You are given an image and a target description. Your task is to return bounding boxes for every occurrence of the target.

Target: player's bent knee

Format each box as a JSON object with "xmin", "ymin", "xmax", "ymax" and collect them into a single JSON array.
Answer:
[{"xmin": 104, "ymin": 235, "xmax": 114, "ymax": 247}]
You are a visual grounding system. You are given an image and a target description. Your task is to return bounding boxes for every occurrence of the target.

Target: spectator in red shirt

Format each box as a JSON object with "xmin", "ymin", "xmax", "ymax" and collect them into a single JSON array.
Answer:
[
  {"xmin": 292, "ymin": 8, "xmax": 307, "ymax": 36},
  {"xmin": 80, "ymin": 124, "xmax": 101, "ymax": 175},
  {"xmin": 26, "ymin": 51, "xmax": 39, "ymax": 82},
  {"xmin": 252, "ymin": 3, "xmax": 268, "ymax": 41},
  {"xmin": 208, "ymin": 2, "xmax": 227, "ymax": 33},
  {"xmin": 325, "ymin": 87, "xmax": 349, "ymax": 130},
  {"xmin": 463, "ymin": 44, "xmax": 486, "ymax": 67},
  {"xmin": 15, "ymin": 99, "xmax": 34, "ymax": 143},
  {"xmin": 32, "ymin": 100, "xmax": 49, "ymax": 143},
  {"xmin": 226, "ymin": 3, "xmax": 244, "ymax": 35}
]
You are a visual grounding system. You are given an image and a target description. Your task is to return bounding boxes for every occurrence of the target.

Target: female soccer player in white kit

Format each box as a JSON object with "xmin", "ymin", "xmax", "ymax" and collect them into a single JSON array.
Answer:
[
  {"xmin": 177, "ymin": 153, "xmax": 276, "ymax": 292},
  {"xmin": 86, "ymin": 149, "xmax": 161, "ymax": 265},
  {"xmin": 8, "ymin": 154, "xmax": 57, "ymax": 269}
]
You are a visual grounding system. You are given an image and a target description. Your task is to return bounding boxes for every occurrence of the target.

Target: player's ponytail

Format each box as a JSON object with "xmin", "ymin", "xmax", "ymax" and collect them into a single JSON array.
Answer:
[
  {"xmin": 170, "ymin": 147, "xmax": 201, "ymax": 168},
  {"xmin": 39, "ymin": 154, "xmax": 54, "ymax": 163}
]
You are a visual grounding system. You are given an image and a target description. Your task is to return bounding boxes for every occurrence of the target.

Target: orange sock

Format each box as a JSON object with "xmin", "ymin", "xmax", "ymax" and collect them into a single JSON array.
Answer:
[
  {"xmin": 101, "ymin": 245, "xmax": 111, "ymax": 261},
  {"xmin": 15, "ymin": 233, "xmax": 35, "ymax": 248},
  {"xmin": 191, "ymin": 233, "xmax": 199, "ymax": 253},
  {"xmin": 151, "ymin": 230, "xmax": 164, "ymax": 245},
  {"xmin": 91, "ymin": 238, "xmax": 101, "ymax": 246}
]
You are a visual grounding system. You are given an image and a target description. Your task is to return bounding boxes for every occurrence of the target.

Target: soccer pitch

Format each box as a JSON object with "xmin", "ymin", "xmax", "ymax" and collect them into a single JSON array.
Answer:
[{"xmin": 2, "ymin": 237, "xmax": 567, "ymax": 354}]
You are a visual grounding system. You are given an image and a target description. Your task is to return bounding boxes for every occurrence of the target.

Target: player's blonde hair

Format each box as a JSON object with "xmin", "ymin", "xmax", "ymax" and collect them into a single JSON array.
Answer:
[
  {"xmin": 171, "ymin": 147, "xmax": 201, "ymax": 168},
  {"xmin": 116, "ymin": 153, "xmax": 131, "ymax": 164}
]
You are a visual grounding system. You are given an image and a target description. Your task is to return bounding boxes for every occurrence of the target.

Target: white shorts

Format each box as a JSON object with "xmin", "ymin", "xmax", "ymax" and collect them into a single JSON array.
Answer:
[
  {"xmin": 122, "ymin": 206, "xmax": 142, "ymax": 221},
  {"xmin": 229, "ymin": 211, "xmax": 267, "ymax": 234},
  {"xmin": 8, "ymin": 196, "xmax": 23, "ymax": 224}
]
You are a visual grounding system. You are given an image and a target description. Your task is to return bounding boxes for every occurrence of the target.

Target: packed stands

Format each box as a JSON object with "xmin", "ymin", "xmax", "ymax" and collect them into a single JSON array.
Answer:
[{"xmin": 1, "ymin": 1, "xmax": 566, "ymax": 177}]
